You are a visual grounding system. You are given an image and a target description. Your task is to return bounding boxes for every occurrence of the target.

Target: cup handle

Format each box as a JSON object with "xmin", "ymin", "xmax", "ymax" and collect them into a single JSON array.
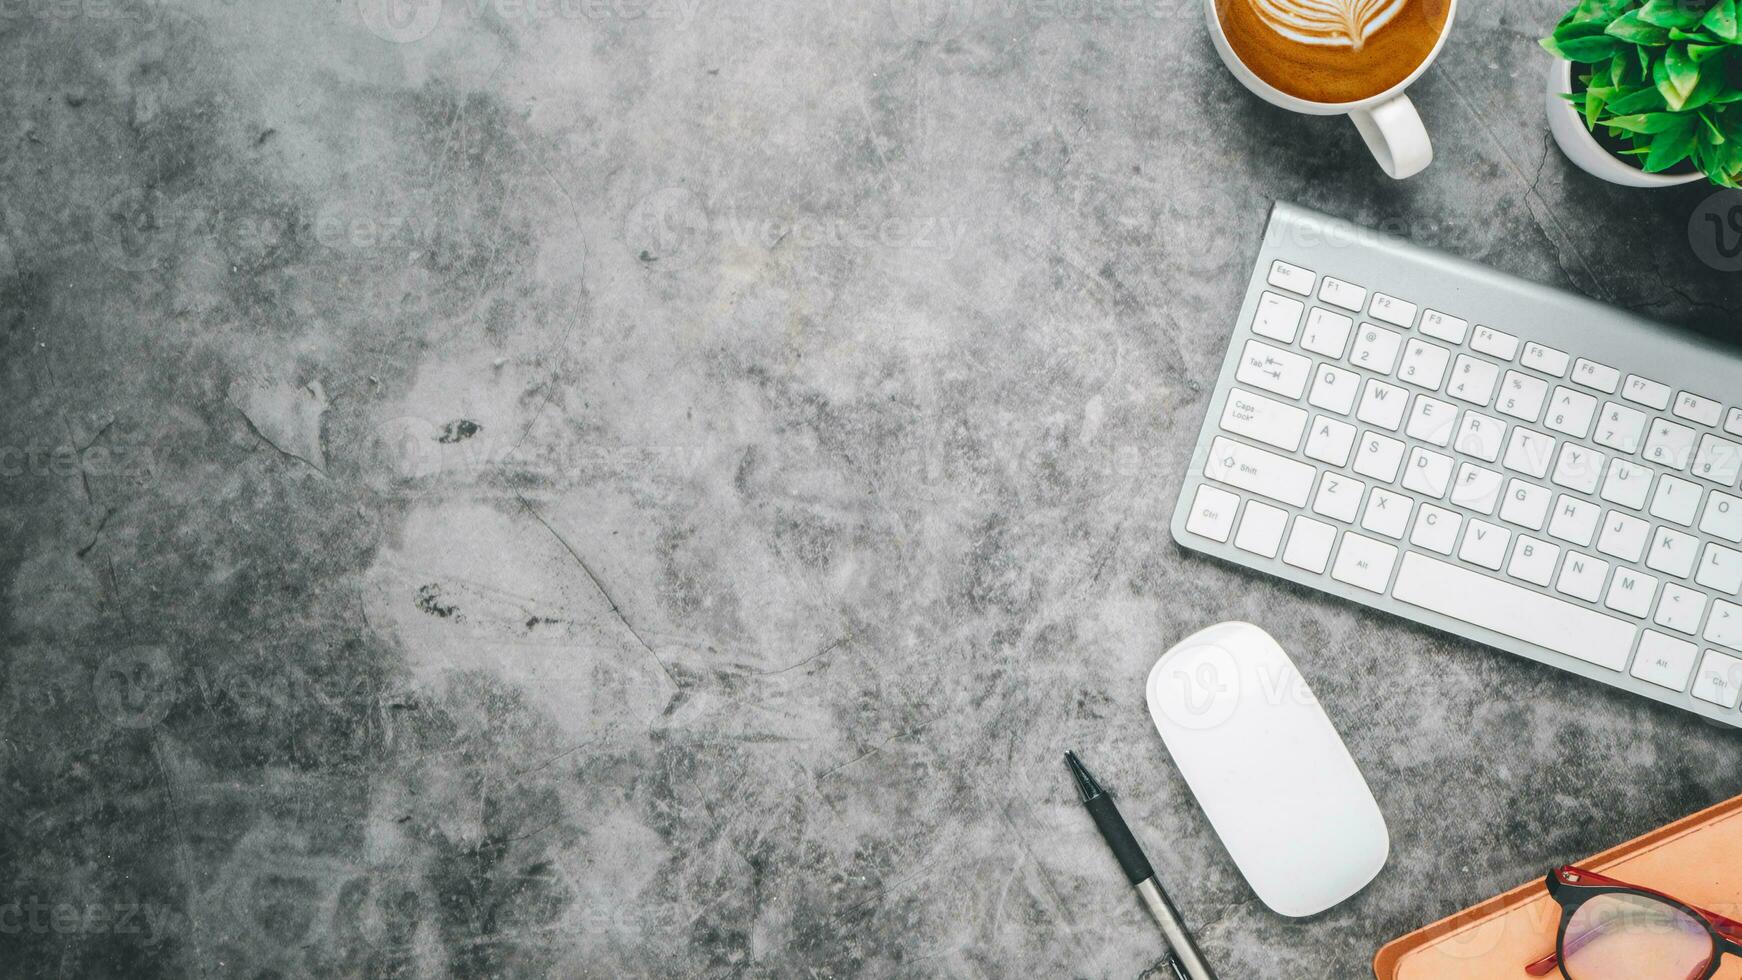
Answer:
[{"xmin": 1349, "ymin": 94, "xmax": 1433, "ymax": 179}]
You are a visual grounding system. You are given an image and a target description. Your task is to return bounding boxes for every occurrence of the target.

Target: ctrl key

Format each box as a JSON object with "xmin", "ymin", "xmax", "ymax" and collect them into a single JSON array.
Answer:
[
  {"xmin": 1693, "ymin": 649, "xmax": 1742, "ymax": 709},
  {"xmin": 1185, "ymin": 484, "xmax": 1241, "ymax": 543}
]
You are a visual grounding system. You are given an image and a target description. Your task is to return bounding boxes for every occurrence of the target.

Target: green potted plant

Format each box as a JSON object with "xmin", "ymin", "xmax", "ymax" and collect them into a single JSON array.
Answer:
[{"xmin": 1541, "ymin": 0, "xmax": 1742, "ymax": 187}]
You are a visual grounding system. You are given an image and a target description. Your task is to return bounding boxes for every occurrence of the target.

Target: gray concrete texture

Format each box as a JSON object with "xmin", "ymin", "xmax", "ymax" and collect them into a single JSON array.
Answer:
[{"xmin": 2, "ymin": 0, "xmax": 1741, "ymax": 976}]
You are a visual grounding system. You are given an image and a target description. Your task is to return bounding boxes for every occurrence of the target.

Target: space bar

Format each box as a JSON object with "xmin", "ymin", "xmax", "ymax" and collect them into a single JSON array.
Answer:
[{"xmin": 1391, "ymin": 553, "xmax": 1637, "ymax": 671}]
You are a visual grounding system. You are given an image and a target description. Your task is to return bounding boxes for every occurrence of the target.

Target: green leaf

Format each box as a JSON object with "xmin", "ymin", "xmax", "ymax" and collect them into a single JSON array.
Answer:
[
  {"xmin": 1606, "ymin": 111, "xmax": 1693, "ymax": 131},
  {"xmin": 1570, "ymin": 0, "xmax": 1640, "ymax": 25},
  {"xmin": 1681, "ymin": 61, "xmax": 1731, "ymax": 108},
  {"xmin": 1639, "ymin": 0, "xmax": 1706, "ymax": 30},
  {"xmin": 1545, "ymin": 34, "xmax": 1623, "ymax": 61},
  {"xmin": 1607, "ymin": 85, "xmax": 1670, "ymax": 111},
  {"xmin": 1586, "ymin": 85, "xmax": 1614, "ymax": 125},
  {"xmin": 1655, "ymin": 45, "xmax": 1702, "ymax": 108},
  {"xmin": 1702, "ymin": 0, "xmax": 1739, "ymax": 40},
  {"xmin": 1644, "ymin": 118, "xmax": 1698, "ymax": 170},
  {"xmin": 1607, "ymin": 11, "xmax": 1673, "ymax": 43},
  {"xmin": 1689, "ymin": 42, "xmax": 1729, "ymax": 61},
  {"xmin": 1699, "ymin": 111, "xmax": 1728, "ymax": 142}
]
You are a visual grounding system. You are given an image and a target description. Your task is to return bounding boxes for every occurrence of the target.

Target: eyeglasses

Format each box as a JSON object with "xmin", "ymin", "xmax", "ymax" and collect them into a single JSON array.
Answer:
[{"xmin": 1525, "ymin": 865, "xmax": 1742, "ymax": 980}]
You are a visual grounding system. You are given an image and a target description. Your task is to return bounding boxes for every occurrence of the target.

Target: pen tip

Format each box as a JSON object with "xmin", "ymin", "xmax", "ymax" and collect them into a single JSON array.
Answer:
[{"xmin": 1063, "ymin": 749, "xmax": 1103, "ymax": 802}]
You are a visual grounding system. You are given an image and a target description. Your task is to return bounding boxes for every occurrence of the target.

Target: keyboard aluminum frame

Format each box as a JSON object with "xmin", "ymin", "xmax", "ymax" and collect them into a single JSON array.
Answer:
[{"xmin": 1170, "ymin": 202, "xmax": 1742, "ymax": 729}]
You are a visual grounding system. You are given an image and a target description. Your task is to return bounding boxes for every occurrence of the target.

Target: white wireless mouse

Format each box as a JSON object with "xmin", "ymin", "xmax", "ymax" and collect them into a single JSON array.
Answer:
[{"xmin": 1146, "ymin": 622, "xmax": 1388, "ymax": 917}]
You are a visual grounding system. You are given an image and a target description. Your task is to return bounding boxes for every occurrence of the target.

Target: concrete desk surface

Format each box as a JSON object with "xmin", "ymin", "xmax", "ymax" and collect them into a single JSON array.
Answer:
[{"xmin": 2, "ymin": 0, "xmax": 1741, "ymax": 976}]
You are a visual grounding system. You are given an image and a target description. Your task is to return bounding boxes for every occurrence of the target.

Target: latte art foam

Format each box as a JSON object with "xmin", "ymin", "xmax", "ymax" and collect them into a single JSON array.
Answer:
[
  {"xmin": 1245, "ymin": 0, "xmax": 1407, "ymax": 49},
  {"xmin": 1215, "ymin": 0, "xmax": 1449, "ymax": 104}
]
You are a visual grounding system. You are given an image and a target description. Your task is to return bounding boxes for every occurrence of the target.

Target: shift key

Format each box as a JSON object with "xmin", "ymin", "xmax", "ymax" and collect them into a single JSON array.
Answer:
[{"xmin": 1205, "ymin": 436, "xmax": 1315, "ymax": 508}]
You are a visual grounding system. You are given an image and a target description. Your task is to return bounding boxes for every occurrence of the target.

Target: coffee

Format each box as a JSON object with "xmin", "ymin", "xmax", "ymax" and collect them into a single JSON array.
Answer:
[{"xmin": 1214, "ymin": 0, "xmax": 1451, "ymax": 104}]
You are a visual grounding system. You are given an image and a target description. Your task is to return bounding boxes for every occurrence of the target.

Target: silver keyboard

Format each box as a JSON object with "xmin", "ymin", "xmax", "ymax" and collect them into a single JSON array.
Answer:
[{"xmin": 1172, "ymin": 203, "xmax": 1742, "ymax": 728}]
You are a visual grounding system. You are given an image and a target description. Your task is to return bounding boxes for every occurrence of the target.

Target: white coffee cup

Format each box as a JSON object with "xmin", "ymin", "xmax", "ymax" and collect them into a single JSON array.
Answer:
[{"xmin": 1205, "ymin": 0, "xmax": 1457, "ymax": 179}]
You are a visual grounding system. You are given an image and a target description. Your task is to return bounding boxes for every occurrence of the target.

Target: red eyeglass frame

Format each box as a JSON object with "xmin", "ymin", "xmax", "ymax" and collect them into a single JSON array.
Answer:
[{"xmin": 1525, "ymin": 865, "xmax": 1742, "ymax": 979}]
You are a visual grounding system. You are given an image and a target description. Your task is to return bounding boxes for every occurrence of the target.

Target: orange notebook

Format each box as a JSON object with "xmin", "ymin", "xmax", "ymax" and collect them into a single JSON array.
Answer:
[{"xmin": 1375, "ymin": 794, "xmax": 1742, "ymax": 980}]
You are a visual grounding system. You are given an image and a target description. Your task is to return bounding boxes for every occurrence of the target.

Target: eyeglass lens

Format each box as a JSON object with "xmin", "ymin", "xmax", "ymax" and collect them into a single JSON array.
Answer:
[{"xmin": 1561, "ymin": 891, "xmax": 1715, "ymax": 980}]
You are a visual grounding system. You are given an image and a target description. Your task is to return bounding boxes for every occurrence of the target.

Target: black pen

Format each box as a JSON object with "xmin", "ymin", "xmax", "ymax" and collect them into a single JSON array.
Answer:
[{"xmin": 1065, "ymin": 751, "xmax": 1219, "ymax": 980}]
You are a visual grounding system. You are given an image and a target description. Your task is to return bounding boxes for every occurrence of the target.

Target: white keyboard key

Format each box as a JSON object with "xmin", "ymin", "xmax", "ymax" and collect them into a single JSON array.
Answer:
[
  {"xmin": 1369, "ymin": 292, "xmax": 1416, "ymax": 328},
  {"xmin": 1267, "ymin": 259, "xmax": 1315, "ymax": 296},
  {"xmin": 1632, "ymin": 631, "xmax": 1699, "ymax": 692},
  {"xmin": 1353, "ymin": 431, "xmax": 1406, "ymax": 482},
  {"xmin": 1459, "ymin": 519, "xmax": 1511, "ymax": 570},
  {"xmin": 1698, "ymin": 543, "xmax": 1742, "ymax": 596},
  {"xmin": 1654, "ymin": 583, "xmax": 1707, "ymax": 635},
  {"xmin": 1419, "ymin": 309, "xmax": 1467, "ymax": 344},
  {"xmin": 1312, "ymin": 472, "xmax": 1366, "ymax": 523},
  {"xmin": 1520, "ymin": 342, "xmax": 1570, "ymax": 377},
  {"xmin": 1623, "ymin": 374, "xmax": 1672, "ymax": 410},
  {"xmin": 1707, "ymin": 599, "xmax": 1742, "ymax": 650},
  {"xmin": 1447, "ymin": 355, "xmax": 1500, "ymax": 406},
  {"xmin": 1547, "ymin": 495, "xmax": 1601, "ymax": 548},
  {"xmin": 1234, "ymin": 501, "xmax": 1290, "ymax": 559},
  {"xmin": 1496, "ymin": 371, "xmax": 1549, "ymax": 422},
  {"xmin": 1251, "ymin": 291, "xmax": 1304, "ymax": 343},
  {"xmin": 1454, "ymin": 411, "xmax": 1507, "ymax": 463},
  {"xmin": 1349, "ymin": 324, "xmax": 1403, "ymax": 374},
  {"xmin": 1693, "ymin": 434, "xmax": 1742, "ymax": 486},
  {"xmin": 1606, "ymin": 567, "xmax": 1659, "ymax": 619},
  {"xmin": 1594, "ymin": 401, "xmax": 1648, "ymax": 454},
  {"xmin": 1571, "ymin": 358, "xmax": 1620, "ymax": 393},
  {"xmin": 1221, "ymin": 390, "xmax": 1309, "ymax": 452},
  {"xmin": 1319, "ymin": 276, "xmax": 1366, "ymax": 311},
  {"xmin": 1236, "ymin": 340, "xmax": 1311, "ymax": 400},
  {"xmin": 1470, "ymin": 325, "xmax": 1519, "ymax": 360},
  {"xmin": 1500, "ymin": 479, "xmax": 1553, "ymax": 531},
  {"xmin": 1304, "ymin": 415, "xmax": 1358, "ymax": 467},
  {"xmin": 1503, "ymin": 428, "xmax": 1555, "ymax": 480},
  {"xmin": 1331, "ymin": 532, "xmax": 1397, "ymax": 593},
  {"xmin": 1361, "ymin": 487, "xmax": 1412, "ymax": 539},
  {"xmin": 1393, "ymin": 552, "xmax": 1637, "ymax": 670},
  {"xmin": 1205, "ymin": 436, "xmax": 1316, "ymax": 508},
  {"xmin": 1551, "ymin": 444, "xmax": 1605, "ymax": 495},
  {"xmin": 1647, "ymin": 526, "xmax": 1699, "ymax": 578},
  {"xmin": 1402, "ymin": 447, "xmax": 1454, "ymax": 499},
  {"xmin": 1398, "ymin": 339, "xmax": 1450, "ymax": 391},
  {"xmin": 1556, "ymin": 552, "xmax": 1609, "ymax": 603},
  {"xmin": 1729, "ymin": 407, "xmax": 1742, "ymax": 437},
  {"xmin": 1600, "ymin": 458, "xmax": 1654, "ymax": 510},
  {"xmin": 1674, "ymin": 391, "xmax": 1723, "ymax": 427},
  {"xmin": 1453, "ymin": 463, "xmax": 1505, "ymax": 515},
  {"xmin": 1356, "ymin": 379, "xmax": 1410, "ymax": 431},
  {"xmin": 1649, "ymin": 474, "xmax": 1702, "ymax": 526},
  {"xmin": 1702, "ymin": 492, "xmax": 1742, "ymax": 543},
  {"xmin": 1283, "ymin": 516, "xmax": 1337, "ymax": 573},
  {"xmin": 1644, "ymin": 418, "xmax": 1698, "ymax": 471},
  {"xmin": 1300, "ymin": 308, "xmax": 1354, "ymax": 358},
  {"xmin": 1405, "ymin": 395, "xmax": 1457, "ymax": 447},
  {"xmin": 1185, "ymin": 484, "xmax": 1240, "ymax": 542},
  {"xmin": 1508, "ymin": 535, "xmax": 1560, "ymax": 587},
  {"xmin": 1309, "ymin": 364, "xmax": 1361, "ymax": 415},
  {"xmin": 1598, "ymin": 511, "xmax": 1651, "ymax": 563},
  {"xmin": 1693, "ymin": 650, "xmax": 1742, "ymax": 708},
  {"xmin": 1544, "ymin": 386, "xmax": 1597, "ymax": 439},
  {"xmin": 1410, "ymin": 504, "xmax": 1462, "ymax": 555}
]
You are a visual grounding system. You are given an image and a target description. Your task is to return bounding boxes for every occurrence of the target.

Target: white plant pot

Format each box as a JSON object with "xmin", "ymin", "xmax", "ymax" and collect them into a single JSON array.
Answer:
[{"xmin": 1546, "ymin": 59, "xmax": 1704, "ymax": 187}]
